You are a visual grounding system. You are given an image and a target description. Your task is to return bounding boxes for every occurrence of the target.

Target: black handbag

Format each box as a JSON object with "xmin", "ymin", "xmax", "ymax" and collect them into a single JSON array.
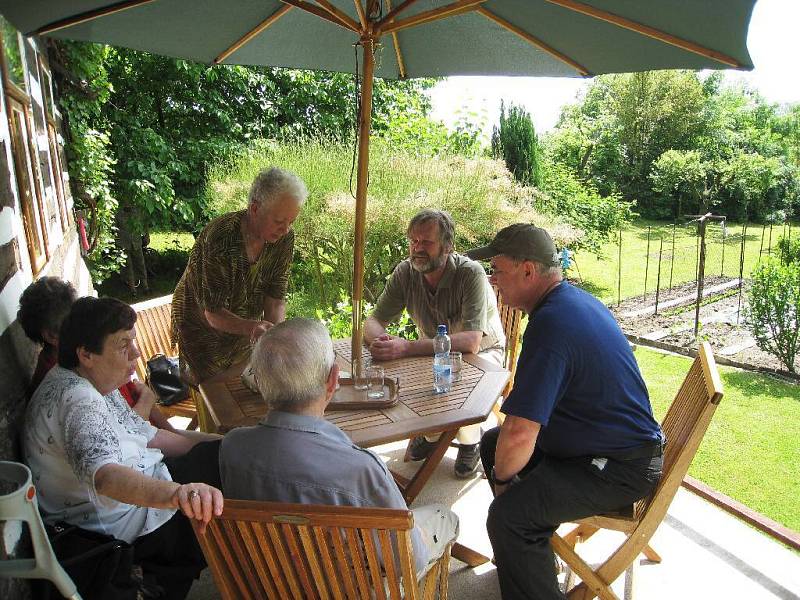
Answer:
[{"xmin": 146, "ymin": 354, "xmax": 189, "ymax": 406}]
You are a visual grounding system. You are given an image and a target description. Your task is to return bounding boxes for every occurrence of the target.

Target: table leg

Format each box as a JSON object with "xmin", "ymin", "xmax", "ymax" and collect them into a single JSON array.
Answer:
[
  {"xmin": 387, "ymin": 429, "xmax": 494, "ymax": 567},
  {"xmin": 452, "ymin": 543, "xmax": 491, "ymax": 567},
  {"xmin": 391, "ymin": 429, "xmax": 458, "ymax": 504}
]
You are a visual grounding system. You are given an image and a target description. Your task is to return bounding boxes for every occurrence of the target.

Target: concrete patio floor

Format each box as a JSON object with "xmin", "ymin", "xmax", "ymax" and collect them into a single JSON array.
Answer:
[{"xmin": 187, "ymin": 437, "xmax": 800, "ymax": 599}]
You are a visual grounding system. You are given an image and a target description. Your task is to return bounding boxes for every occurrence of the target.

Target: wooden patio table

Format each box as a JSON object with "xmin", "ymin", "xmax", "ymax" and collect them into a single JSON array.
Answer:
[{"xmin": 198, "ymin": 338, "xmax": 509, "ymax": 566}]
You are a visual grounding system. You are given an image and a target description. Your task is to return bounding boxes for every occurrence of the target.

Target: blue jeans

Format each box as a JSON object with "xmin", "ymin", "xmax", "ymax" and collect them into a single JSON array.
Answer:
[{"xmin": 480, "ymin": 427, "xmax": 662, "ymax": 600}]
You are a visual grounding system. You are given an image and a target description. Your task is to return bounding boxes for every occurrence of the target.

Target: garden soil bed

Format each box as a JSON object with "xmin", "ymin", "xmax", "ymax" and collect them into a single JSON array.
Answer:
[{"xmin": 590, "ymin": 276, "xmax": 799, "ymax": 379}]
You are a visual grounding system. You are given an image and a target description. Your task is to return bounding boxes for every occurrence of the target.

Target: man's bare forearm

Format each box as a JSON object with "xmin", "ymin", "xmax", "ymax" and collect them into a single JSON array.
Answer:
[
  {"xmin": 364, "ymin": 316, "xmax": 388, "ymax": 345},
  {"xmin": 494, "ymin": 416, "xmax": 540, "ymax": 481}
]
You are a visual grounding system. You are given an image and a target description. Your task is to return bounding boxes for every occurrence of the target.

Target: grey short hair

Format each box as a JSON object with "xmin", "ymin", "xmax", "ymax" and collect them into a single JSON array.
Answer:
[
  {"xmin": 248, "ymin": 167, "xmax": 308, "ymax": 211},
  {"xmin": 407, "ymin": 209, "xmax": 455, "ymax": 252},
  {"xmin": 504, "ymin": 255, "xmax": 562, "ymax": 278},
  {"xmin": 250, "ymin": 318, "xmax": 335, "ymax": 412}
]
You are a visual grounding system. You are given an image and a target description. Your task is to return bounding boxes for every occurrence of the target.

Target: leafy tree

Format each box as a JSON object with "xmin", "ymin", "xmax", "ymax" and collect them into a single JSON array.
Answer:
[
  {"xmin": 547, "ymin": 70, "xmax": 800, "ymax": 222},
  {"xmin": 51, "ymin": 41, "xmax": 449, "ymax": 283},
  {"xmin": 649, "ymin": 150, "xmax": 708, "ymax": 219},
  {"xmin": 604, "ymin": 71, "xmax": 706, "ymax": 206},
  {"xmin": 49, "ymin": 40, "xmax": 124, "ymax": 282},
  {"xmin": 491, "ymin": 101, "xmax": 541, "ymax": 187},
  {"xmin": 538, "ymin": 159, "xmax": 632, "ymax": 251},
  {"xmin": 747, "ymin": 257, "xmax": 800, "ymax": 373},
  {"xmin": 719, "ymin": 151, "xmax": 783, "ymax": 221}
]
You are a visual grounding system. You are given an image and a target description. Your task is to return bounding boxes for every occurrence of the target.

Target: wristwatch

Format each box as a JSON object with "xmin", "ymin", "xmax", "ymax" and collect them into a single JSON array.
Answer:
[{"xmin": 491, "ymin": 466, "xmax": 514, "ymax": 485}]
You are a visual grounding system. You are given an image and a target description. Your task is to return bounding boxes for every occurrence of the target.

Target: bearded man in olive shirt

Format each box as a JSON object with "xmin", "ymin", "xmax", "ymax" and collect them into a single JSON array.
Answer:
[
  {"xmin": 171, "ymin": 167, "xmax": 307, "ymax": 383},
  {"xmin": 364, "ymin": 209, "xmax": 505, "ymax": 478}
]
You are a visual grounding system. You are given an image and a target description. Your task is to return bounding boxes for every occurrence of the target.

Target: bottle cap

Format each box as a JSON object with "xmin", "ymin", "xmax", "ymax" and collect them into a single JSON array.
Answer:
[{"xmin": 437, "ymin": 324, "xmax": 447, "ymax": 334}]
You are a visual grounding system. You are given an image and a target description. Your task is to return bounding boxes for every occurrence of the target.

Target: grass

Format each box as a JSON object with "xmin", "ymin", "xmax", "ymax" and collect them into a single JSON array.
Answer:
[
  {"xmin": 634, "ymin": 345, "xmax": 800, "ymax": 532},
  {"xmin": 574, "ymin": 219, "xmax": 786, "ymax": 305}
]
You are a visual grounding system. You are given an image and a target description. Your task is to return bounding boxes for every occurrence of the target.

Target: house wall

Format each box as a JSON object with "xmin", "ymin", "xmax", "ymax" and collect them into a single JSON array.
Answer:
[{"xmin": 0, "ymin": 25, "xmax": 93, "ymax": 600}]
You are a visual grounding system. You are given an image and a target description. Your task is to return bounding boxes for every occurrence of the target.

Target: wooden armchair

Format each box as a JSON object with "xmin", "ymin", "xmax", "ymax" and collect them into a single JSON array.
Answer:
[
  {"xmin": 491, "ymin": 284, "xmax": 524, "ymax": 424},
  {"xmin": 131, "ymin": 295, "xmax": 200, "ymax": 429},
  {"xmin": 551, "ymin": 342, "xmax": 724, "ymax": 600},
  {"xmin": 192, "ymin": 499, "xmax": 452, "ymax": 600}
]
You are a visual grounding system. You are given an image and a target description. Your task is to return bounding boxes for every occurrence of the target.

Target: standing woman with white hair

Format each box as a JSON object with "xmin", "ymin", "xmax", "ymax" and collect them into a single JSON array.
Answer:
[{"xmin": 171, "ymin": 167, "xmax": 308, "ymax": 383}]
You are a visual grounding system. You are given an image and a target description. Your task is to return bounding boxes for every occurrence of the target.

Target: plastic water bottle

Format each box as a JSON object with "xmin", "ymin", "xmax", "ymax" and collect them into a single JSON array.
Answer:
[{"xmin": 433, "ymin": 324, "xmax": 452, "ymax": 394}]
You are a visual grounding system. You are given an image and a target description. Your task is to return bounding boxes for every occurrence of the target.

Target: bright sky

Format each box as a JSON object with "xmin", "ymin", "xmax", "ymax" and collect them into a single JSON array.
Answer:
[{"xmin": 427, "ymin": 0, "xmax": 800, "ymax": 138}]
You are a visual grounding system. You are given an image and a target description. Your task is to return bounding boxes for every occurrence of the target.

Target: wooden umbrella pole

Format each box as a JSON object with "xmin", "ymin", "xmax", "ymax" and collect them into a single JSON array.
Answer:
[{"xmin": 351, "ymin": 35, "xmax": 376, "ymax": 368}]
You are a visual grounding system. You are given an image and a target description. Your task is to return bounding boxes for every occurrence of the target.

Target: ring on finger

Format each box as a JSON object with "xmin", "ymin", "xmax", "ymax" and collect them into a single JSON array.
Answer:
[{"xmin": 188, "ymin": 490, "xmax": 199, "ymax": 501}]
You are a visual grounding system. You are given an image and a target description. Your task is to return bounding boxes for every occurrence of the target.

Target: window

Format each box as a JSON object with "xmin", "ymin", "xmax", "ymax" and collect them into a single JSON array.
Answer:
[
  {"xmin": 7, "ymin": 98, "xmax": 48, "ymax": 272},
  {"xmin": 1, "ymin": 18, "xmax": 49, "ymax": 273},
  {"xmin": 38, "ymin": 58, "xmax": 69, "ymax": 230},
  {"xmin": 0, "ymin": 16, "xmax": 24, "ymax": 92}
]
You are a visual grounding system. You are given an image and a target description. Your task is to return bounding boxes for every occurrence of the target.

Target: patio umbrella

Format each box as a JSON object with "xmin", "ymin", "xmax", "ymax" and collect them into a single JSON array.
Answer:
[{"xmin": 0, "ymin": 0, "xmax": 756, "ymax": 359}]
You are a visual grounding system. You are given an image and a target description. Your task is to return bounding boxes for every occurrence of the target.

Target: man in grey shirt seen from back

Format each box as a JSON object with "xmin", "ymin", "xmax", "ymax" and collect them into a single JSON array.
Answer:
[{"xmin": 219, "ymin": 318, "xmax": 459, "ymax": 577}]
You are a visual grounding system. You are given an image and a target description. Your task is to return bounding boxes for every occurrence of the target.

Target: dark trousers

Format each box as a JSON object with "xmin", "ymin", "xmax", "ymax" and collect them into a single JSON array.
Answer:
[
  {"xmin": 164, "ymin": 439, "xmax": 222, "ymax": 489},
  {"xmin": 136, "ymin": 439, "xmax": 221, "ymax": 599},
  {"xmin": 134, "ymin": 511, "xmax": 206, "ymax": 600},
  {"xmin": 480, "ymin": 427, "xmax": 662, "ymax": 600}
]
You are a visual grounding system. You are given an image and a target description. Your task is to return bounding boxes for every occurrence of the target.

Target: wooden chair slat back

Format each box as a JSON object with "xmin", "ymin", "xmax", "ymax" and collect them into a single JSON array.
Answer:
[
  {"xmin": 193, "ymin": 499, "xmax": 444, "ymax": 600},
  {"xmin": 553, "ymin": 342, "xmax": 725, "ymax": 599},
  {"xmin": 492, "ymin": 283, "xmax": 524, "ymax": 396},
  {"xmin": 131, "ymin": 295, "xmax": 175, "ymax": 381},
  {"xmin": 634, "ymin": 341, "xmax": 724, "ymax": 522}
]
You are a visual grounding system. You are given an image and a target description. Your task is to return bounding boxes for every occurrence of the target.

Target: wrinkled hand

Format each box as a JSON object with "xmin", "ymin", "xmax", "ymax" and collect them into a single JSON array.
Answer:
[
  {"xmin": 131, "ymin": 380, "xmax": 157, "ymax": 415},
  {"xmin": 173, "ymin": 483, "xmax": 224, "ymax": 534},
  {"xmin": 369, "ymin": 334, "xmax": 409, "ymax": 361},
  {"xmin": 250, "ymin": 320, "xmax": 274, "ymax": 344}
]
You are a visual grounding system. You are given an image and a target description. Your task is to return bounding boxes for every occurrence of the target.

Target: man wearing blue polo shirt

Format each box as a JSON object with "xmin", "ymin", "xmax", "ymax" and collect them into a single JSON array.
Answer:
[{"xmin": 466, "ymin": 224, "xmax": 664, "ymax": 600}]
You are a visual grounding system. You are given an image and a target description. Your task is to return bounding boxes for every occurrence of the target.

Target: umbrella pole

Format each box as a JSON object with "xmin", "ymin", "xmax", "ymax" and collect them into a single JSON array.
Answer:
[{"xmin": 351, "ymin": 36, "xmax": 375, "ymax": 369}]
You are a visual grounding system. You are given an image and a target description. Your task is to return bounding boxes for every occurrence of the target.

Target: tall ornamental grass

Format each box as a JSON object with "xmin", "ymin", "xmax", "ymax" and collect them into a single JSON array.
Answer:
[{"xmin": 204, "ymin": 139, "xmax": 579, "ymax": 311}]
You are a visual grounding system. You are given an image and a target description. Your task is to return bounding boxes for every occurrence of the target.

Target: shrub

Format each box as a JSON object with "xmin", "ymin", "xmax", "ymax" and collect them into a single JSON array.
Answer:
[
  {"xmin": 491, "ymin": 101, "xmax": 541, "ymax": 187},
  {"xmin": 746, "ymin": 257, "xmax": 800, "ymax": 373},
  {"xmin": 776, "ymin": 235, "xmax": 800, "ymax": 265},
  {"xmin": 315, "ymin": 296, "xmax": 418, "ymax": 341},
  {"xmin": 537, "ymin": 160, "xmax": 634, "ymax": 251}
]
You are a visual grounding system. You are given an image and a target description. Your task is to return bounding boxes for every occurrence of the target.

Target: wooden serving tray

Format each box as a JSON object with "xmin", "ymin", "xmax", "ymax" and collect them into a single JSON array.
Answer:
[{"xmin": 327, "ymin": 376, "xmax": 400, "ymax": 410}]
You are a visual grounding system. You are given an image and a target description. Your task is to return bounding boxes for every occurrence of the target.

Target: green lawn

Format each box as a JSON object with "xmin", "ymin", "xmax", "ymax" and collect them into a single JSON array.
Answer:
[
  {"xmin": 574, "ymin": 219, "xmax": 786, "ymax": 305},
  {"xmin": 634, "ymin": 345, "xmax": 800, "ymax": 532}
]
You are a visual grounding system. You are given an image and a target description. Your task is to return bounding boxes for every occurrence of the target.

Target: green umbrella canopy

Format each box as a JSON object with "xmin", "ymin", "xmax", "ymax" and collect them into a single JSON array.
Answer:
[
  {"xmin": 0, "ymin": 0, "xmax": 755, "ymax": 358},
  {"xmin": 0, "ymin": 1, "xmax": 754, "ymax": 77}
]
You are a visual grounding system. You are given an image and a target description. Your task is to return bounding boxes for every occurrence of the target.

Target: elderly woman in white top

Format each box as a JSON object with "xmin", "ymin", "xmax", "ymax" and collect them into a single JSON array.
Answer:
[{"xmin": 24, "ymin": 296, "xmax": 224, "ymax": 600}]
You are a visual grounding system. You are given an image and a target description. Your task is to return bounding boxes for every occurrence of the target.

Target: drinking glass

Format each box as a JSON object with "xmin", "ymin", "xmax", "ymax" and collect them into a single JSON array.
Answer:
[
  {"xmin": 353, "ymin": 356, "xmax": 370, "ymax": 390},
  {"xmin": 449, "ymin": 351, "xmax": 463, "ymax": 382},
  {"xmin": 366, "ymin": 366, "xmax": 385, "ymax": 399}
]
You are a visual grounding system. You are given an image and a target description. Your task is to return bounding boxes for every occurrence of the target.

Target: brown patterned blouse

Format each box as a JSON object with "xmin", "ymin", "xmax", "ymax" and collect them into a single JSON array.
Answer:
[{"xmin": 171, "ymin": 210, "xmax": 294, "ymax": 382}]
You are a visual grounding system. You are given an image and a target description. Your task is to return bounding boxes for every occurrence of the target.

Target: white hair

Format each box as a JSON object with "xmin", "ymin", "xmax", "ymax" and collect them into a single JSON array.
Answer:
[
  {"xmin": 250, "ymin": 318, "xmax": 335, "ymax": 412},
  {"xmin": 248, "ymin": 167, "xmax": 308, "ymax": 210}
]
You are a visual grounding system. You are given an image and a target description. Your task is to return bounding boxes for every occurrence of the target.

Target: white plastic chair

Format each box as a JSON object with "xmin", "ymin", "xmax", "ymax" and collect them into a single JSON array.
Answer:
[{"xmin": 0, "ymin": 461, "xmax": 80, "ymax": 599}]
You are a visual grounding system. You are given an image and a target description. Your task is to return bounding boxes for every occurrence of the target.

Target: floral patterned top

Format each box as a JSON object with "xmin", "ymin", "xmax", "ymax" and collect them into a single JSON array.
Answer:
[{"xmin": 23, "ymin": 366, "xmax": 175, "ymax": 543}]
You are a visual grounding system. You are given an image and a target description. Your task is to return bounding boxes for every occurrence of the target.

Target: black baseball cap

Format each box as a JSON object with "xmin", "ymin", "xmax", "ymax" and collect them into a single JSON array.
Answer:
[{"xmin": 465, "ymin": 223, "xmax": 559, "ymax": 266}]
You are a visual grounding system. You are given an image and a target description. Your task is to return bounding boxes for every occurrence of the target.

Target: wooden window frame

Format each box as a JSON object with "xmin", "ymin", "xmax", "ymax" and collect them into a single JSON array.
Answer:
[{"xmin": 1, "ymin": 26, "xmax": 50, "ymax": 273}]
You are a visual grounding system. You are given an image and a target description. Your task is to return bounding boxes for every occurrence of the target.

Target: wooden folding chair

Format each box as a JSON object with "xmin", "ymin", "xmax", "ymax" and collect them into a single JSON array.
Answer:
[
  {"xmin": 551, "ymin": 342, "xmax": 724, "ymax": 600},
  {"xmin": 132, "ymin": 294, "xmax": 202, "ymax": 430},
  {"xmin": 192, "ymin": 499, "xmax": 452, "ymax": 600},
  {"xmin": 491, "ymin": 283, "xmax": 524, "ymax": 424}
]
